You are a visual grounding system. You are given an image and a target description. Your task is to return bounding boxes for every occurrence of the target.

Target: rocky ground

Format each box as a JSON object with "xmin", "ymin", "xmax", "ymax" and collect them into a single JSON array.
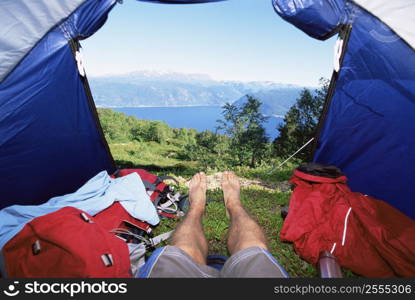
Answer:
[{"xmin": 168, "ymin": 172, "xmax": 291, "ymax": 192}]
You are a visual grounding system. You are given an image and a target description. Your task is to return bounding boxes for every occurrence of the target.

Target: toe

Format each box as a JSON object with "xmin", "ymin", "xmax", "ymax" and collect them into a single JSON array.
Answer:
[
  {"xmin": 221, "ymin": 172, "xmax": 228, "ymax": 183},
  {"xmin": 190, "ymin": 173, "xmax": 199, "ymax": 186},
  {"xmin": 232, "ymin": 174, "xmax": 237, "ymax": 182},
  {"xmin": 200, "ymin": 173, "xmax": 207, "ymax": 185}
]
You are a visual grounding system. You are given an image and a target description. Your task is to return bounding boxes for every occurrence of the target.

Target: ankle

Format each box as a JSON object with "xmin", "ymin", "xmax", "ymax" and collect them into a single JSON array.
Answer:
[
  {"xmin": 225, "ymin": 195, "xmax": 241, "ymax": 210},
  {"xmin": 188, "ymin": 206, "xmax": 205, "ymax": 218},
  {"xmin": 227, "ymin": 203, "xmax": 245, "ymax": 217}
]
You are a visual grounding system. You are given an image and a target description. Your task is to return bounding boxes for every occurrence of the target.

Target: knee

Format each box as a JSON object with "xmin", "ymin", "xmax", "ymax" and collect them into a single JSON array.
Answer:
[
  {"xmin": 171, "ymin": 244, "xmax": 207, "ymax": 265},
  {"xmin": 231, "ymin": 241, "xmax": 269, "ymax": 254}
]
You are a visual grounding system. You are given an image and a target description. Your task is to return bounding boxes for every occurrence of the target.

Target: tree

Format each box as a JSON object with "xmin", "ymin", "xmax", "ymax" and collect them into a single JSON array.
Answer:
[
  {"xmin": 147, "ymin": 121, "xmax": 172, "ymax": 144},
  {"xmin": 174, "ymin": 128, "xmax": 197, "ymax": 145},
  {"xmin": 130, "ymin": 121, "xmax": 148, "ymax": 142},
  {"xmin": 217, "ymin": 95, "xmax": 269, "ymax": 167},
  {"xmin": 273, "ymin": 78, "xmax": 329, "ymax": 161},
  {"xmin": 97, "ymin": 109, "xmax": 130, "ymax": 143},
  {"xmin": 181, "ymin": 130, "xmax": 231, "ymax": 170}
]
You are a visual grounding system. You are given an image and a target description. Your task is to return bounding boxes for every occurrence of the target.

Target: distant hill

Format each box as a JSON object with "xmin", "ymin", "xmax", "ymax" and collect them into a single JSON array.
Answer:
[
  {"xmin": 89, "ymin": 70, "xmax": 303, "ymax": 115},
  {"xmin": 232, "ymin": 88, "xmax": 302, "ymax": 117}
]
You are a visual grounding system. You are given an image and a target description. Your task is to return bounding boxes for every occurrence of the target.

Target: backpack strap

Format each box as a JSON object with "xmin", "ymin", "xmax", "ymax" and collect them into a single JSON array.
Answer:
[
  {"xmin": 149, "ymin": 231, "xmax": 173, "ymax": 247},
  {"xmin": 141, "ymin": 180, "xmax": 159, "ymax": 192},
  {"xmin": 150, "ymin": 175, "xmax": 179, "ymax": 208},
  {"xmin": 157, "ymin": 175, "xmax": 179, "ymax": 185}
]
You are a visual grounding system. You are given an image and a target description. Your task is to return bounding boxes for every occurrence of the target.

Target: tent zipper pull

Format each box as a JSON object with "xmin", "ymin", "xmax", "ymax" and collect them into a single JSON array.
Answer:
[{"xmin": 333, "ymin": 37, "xmax": 344, "ymax": 73}]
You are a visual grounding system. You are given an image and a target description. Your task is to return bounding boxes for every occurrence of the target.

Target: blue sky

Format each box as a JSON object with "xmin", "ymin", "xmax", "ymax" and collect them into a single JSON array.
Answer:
[{"xmin": 82, "ymin": 0, "xmax": 336, "ymax": 86}]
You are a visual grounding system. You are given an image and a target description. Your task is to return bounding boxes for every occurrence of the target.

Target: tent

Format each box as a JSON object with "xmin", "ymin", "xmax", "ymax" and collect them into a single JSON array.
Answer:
[
  {"xmin": 1, "ymin": 0, "xmax": 414, "ymax": 220},
  {"xmin": 273, "ymin": 0, "xmax": 415, "ymax": 219},
  {"xmin": 0, "ymin": 0, "xmax": 220, "ymax": 210}
]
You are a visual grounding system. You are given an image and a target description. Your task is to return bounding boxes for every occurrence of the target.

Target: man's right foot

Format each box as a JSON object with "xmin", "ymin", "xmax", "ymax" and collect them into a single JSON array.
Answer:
[{"xmin": 221, "ymin": 171, "xmax": 242, "ymax": 217}]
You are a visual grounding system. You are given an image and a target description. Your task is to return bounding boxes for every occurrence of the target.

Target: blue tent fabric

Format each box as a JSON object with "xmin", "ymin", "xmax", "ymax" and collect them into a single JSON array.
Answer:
[
  {"xmin": 0, "ymin": 0, "xmax": 87, "ymax": 82},
  {"xmin": 273, "ymin": 0, "xmax": 415, "ymax": 219},
  {"xmin": 0, "ymin": 0, "xmax": 117, "ymax": 209},
  {"xmin": 272, "ymin": 0, "xmax": 349, "ymax": 40}
]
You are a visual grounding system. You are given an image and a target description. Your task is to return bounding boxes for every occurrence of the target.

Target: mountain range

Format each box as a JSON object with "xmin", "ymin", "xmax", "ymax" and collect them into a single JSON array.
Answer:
[{"xmin": 89, "ymin": 71, "xmax": 304, "ymax": 116}]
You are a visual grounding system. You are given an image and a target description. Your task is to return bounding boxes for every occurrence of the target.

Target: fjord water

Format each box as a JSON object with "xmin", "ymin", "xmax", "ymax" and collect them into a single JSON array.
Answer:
[{"xmin": 113, "ymin": 106, "xmax": 283, "ymax": 141}]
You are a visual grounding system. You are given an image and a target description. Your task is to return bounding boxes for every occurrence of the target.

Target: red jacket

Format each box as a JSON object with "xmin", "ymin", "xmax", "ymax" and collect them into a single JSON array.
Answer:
[{"xmin": 281, "ymin": 169, "xmax": 415, "ymax": 277}]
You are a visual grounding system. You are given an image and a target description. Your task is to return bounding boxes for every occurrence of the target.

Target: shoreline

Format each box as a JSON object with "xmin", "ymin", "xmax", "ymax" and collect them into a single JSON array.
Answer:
[{"xmin": 97, "ymin": 105, "xmax": 222, "ymax": 109}]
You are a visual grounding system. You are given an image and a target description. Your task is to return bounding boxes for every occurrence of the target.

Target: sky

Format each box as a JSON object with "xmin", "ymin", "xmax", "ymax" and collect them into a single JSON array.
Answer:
[{"xmin": 82, "ymin": 0, "xmax": 337, "ymax": 86}]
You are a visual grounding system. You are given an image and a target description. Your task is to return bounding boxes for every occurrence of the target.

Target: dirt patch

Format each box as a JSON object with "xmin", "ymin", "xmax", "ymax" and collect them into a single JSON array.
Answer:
[{"xmin": 168, "ymin": 172, "xmax": 291, "ymax": 192}]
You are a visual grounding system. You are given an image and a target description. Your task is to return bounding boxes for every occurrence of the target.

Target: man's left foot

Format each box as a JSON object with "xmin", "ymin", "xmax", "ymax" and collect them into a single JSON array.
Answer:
[{"xmin": 188, "ymin": 172, "xmax": 207, "ymax": 213}]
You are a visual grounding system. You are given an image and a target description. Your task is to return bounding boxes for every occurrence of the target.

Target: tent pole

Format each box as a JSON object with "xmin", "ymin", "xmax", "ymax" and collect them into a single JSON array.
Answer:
[{"xmin": 268, "ymin": 137, "xmax": 315, "ymax": 174}]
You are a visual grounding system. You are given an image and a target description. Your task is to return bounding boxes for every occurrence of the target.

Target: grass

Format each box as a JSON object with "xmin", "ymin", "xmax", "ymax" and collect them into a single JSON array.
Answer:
[
  {"xmin": 109, "ymin": 141, "xmax": 199, "ymax": 176},
  {"xmin": 233, "ymin": 159, "xmax": 302, "ymax": 184}
]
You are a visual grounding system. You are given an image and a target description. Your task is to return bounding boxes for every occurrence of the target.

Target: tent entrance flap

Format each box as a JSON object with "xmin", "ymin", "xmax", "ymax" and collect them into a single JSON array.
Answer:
[
  {"xmin": 0, "ymin": 0, "xmax": 117, "ymax": 209},
  {"xmin": 273, "ymin": 0, "xmax": 415, "ymax": 219}
]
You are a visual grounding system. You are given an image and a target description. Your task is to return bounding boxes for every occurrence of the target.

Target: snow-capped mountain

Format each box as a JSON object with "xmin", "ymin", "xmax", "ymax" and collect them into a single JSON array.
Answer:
[{"xmin": 89, "ymin": 70, "xmax": 303, "ymax": 115}]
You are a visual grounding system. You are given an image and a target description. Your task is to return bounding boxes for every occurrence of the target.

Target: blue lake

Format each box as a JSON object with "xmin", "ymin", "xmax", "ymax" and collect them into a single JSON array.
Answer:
[{"xmin": 113, "ymin": 106, "xmax": 283, "ymax": 141}]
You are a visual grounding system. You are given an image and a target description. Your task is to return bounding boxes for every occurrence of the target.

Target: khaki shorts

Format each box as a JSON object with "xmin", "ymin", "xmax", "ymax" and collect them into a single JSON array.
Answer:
[{"xmin": 138, "ymin": 246, "xmax": 289, "ymax": 278}]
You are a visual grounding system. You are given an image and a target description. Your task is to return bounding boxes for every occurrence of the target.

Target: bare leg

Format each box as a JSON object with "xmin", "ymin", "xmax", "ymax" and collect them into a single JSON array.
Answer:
[
  {"xmin": 222, "ymin": 171, "xmax": 269, "ymax": 255},
  {"xmin": 171, "ymin": 172, "xmax": 208, "ymax": 264}
]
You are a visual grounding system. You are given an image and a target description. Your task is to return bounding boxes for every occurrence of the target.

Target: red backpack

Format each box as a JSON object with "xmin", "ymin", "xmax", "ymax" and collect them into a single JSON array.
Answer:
[{"xmin": 3, "ymin": 207, "xmax": 132, "ymax": 278}]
